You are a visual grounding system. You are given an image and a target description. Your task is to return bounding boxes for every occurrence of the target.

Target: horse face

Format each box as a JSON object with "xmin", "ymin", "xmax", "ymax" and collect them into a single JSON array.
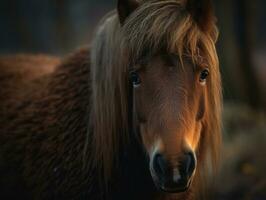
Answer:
[
  {"xmin": 131, "ymin": 53, "xmax": 208, "ymax": 193},
  {"xmin": 117, "ymin": 0, "xmax": 216, "ymax": 194}
]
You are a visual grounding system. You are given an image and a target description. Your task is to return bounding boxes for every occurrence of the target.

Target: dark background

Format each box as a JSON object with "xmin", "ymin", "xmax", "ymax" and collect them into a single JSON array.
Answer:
[{"xmin": 0, "ymin": 0, "xmax": 265, "ymax": 199}]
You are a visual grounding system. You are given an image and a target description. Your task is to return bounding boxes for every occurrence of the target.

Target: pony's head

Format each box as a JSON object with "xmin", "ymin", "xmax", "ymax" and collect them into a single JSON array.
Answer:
[{"xmin": 90, "ymin": 0, "xmax": 221, "ymax": 194}]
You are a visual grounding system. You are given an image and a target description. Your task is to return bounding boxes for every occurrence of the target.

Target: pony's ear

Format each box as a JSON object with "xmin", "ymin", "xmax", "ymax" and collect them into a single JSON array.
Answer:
[
  {"xmin": 186, "ymin": 0, "xmax": 215, "ymax": 32},
  {"xmin": 117, "ymin": 0, "xmax": 140, "ymax": 24}
]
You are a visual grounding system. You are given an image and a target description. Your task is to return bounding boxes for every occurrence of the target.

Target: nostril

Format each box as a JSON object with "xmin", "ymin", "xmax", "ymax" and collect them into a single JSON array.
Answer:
[
  {"xmin": 180, "ymin": 152, "xmax": 196, "ymax": 178},
  {"xmin": 153, "ymin": 154, "xmax": 167, "ymax": 178},
  {"xmin": 187, "ymin": 152, "xmax": 196, "ymax": 176}
]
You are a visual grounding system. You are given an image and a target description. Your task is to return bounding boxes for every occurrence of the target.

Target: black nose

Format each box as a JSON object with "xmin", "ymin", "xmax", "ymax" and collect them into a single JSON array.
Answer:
[{"xmin": 151, "ymin": 152, "xmax": 196, "ymax": 193}]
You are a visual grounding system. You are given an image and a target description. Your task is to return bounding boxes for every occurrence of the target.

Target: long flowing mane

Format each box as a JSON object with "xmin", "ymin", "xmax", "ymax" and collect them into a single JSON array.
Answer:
[{"xmin": 89, "ymin": 0, "xmax": 221, "ymax": 191}]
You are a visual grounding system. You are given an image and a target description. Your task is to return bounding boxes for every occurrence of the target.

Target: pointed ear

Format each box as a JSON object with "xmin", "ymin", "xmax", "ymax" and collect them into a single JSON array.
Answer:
[
  {"xmin": 186, "ymin": 0, "xmax": 215, "ymax": 32},
  {"xmin": 117, "ymin": 0, "xmax": 140, "ymax": 24}
]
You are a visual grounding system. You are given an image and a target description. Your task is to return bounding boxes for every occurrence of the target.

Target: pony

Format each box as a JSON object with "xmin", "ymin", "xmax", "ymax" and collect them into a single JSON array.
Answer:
[{"xmin": 0, "ymin": 0, "xmax": 222, "ymax": 199}]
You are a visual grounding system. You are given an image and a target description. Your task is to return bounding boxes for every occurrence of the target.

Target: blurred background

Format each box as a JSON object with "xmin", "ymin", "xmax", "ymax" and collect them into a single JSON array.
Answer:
[{"xmin": 0, "ymin": 0, "xmax": 265, "ymax": 199}]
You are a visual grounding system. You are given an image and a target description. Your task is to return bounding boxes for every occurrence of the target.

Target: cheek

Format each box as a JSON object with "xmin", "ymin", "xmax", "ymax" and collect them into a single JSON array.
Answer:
[
  {"xmin": 135, "ymin": 94, "xmax": 147, "ymax": 123},
  {"xmin": 134, "ymin": 81, "xmax": 156, "ymax": 123},
  {"xmin": 139, "ymin": 124, "xmax": 159, "ymax": 155},
  {"xmin": 196, "ymin": 90, "xmax": 207, "ymax": 121}
]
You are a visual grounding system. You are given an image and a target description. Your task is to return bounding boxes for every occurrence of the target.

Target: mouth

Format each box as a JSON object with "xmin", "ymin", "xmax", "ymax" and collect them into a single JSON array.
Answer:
[
  {"xmin": 159, "ymin": 179, "xmax": 192, "ymax": 193},
  {"xmin": 150, "ymin": 170, "xmax": 192, "ymax": 193}
]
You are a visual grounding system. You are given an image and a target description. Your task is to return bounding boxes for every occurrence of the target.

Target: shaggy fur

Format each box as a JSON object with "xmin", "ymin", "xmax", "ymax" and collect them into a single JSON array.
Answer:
[{"xmin": 0, "ymin": 0, "xmax": 221, "ymax": 199}]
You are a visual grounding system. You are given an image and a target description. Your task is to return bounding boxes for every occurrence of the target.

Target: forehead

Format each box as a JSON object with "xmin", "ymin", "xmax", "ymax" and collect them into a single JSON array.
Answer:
[
  {"xmin": 135, "ymin": 53, "xmax": 197, "ymax": 103},
  {"xmin": 136, "ymin": 51, "xmax": 198, "ymax": 73}
]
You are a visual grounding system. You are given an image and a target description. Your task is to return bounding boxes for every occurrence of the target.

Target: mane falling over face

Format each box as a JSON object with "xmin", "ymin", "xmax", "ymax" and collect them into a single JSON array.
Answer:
[{"xmin": 90, "ymin": 0, "xmax": 221, "ymax": 197}]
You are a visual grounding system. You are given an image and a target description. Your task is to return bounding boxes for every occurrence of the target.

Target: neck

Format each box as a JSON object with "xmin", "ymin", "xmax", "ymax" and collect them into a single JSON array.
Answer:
[{"xmin": 104, "ymin": 133, "xmax": 158, "ymax": 200}]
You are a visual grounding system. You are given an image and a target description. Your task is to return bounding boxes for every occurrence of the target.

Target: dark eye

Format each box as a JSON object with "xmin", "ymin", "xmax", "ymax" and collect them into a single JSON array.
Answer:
[
  {"xmin": 199, "ymin": 68, "xmax": 209, "ymax": 85},
  {"xmin": 130, "ymin": 71, "xmax": 141, "ymax": 88}
]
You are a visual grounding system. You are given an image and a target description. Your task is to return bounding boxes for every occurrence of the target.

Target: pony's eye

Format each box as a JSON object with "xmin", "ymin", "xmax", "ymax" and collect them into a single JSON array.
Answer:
[
  {"xmin": 199, "ymin": 69, "xmax": 209, "ymax": 85},
  {"xmin": 130, "ymin": 71, "xmax": 141, "ymax": 88}
]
